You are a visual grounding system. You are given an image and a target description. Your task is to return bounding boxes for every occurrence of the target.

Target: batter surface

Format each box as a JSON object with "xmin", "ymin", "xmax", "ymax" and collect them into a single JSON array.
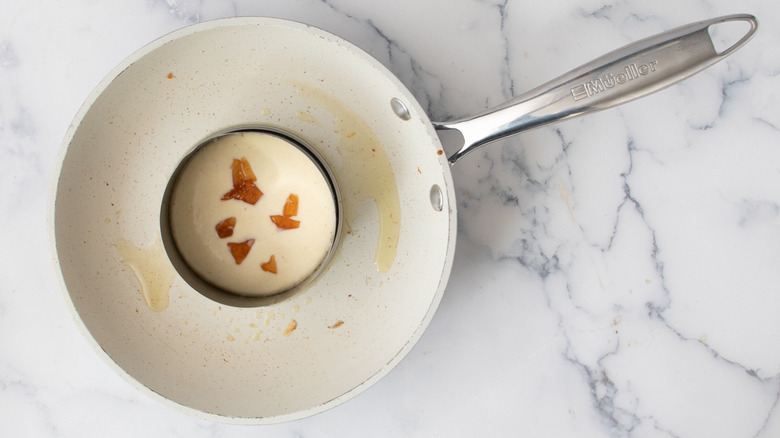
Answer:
[{"xmin": 169, "ymin": 131, "xmax": 337, "ymax": 297}]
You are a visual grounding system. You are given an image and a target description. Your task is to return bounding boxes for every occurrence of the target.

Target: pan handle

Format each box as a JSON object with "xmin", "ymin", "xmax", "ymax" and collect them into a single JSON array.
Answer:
[{"xmin": 434, "ymin": 14, "xmax": 758, "ymax": 164}]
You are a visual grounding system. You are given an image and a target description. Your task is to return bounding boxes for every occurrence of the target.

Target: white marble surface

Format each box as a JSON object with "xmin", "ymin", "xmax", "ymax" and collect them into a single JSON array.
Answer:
[{"xmin": 2, "ymin": 0, "xmax": 779, "ymax": 436}]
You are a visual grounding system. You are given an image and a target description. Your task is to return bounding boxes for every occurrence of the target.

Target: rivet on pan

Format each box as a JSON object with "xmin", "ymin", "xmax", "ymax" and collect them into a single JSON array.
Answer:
[
  {"xmin": 430, "ymin": 185, "xmax": 443, "ymax": 212},
  {"xmin": 391, "ymin": 97, "xmax": 411, "ymax": 121}
]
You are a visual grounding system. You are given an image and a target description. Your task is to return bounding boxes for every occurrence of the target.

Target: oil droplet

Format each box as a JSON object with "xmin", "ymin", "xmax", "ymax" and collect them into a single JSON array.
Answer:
[
  {"xmin": 292, "ymin": 81, "xmax": 400, "ymax": 272},
  {"xmin": 295, "ymin": 110, "xmax": 318, "ymax": 124},
  {"xmin": 252, "ymin": 330, "xmax": 263, "ymax": 341},
  {"xmin": 283, "ymin": 319, "xmax": 298, "ymax": 336},
  {"xmin": 261, "ymin": 108, "xmax": 271, "ymax": 116},
  {"xmin": 116, "ymin": 238, "xmax": 174, "ymax": 312}
]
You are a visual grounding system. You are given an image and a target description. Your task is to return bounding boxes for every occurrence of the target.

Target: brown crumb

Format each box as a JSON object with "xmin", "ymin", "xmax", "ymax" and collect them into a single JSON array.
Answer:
[{"xmin": 328, "ymin": 320, "xmax": 344, "ymax": 329}]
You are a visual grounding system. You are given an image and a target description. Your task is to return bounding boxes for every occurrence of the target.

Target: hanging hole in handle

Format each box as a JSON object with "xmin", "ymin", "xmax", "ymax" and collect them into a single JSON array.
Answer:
[{"xmin": 707, "ymin": 16, "xmax": 758, "ymax": 55}]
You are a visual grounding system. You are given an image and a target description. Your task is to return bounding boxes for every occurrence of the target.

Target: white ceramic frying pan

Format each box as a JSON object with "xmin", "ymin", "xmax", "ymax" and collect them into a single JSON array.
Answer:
[{"xmin": 51, "ymin": 15, "xmax": 756, "ymax": 423}]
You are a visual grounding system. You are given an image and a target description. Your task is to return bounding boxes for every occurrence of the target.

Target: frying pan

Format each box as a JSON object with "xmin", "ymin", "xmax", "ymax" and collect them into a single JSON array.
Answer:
[{"xmin": 51, "ymin": 14, "xmax": 757, "ymax": 423}]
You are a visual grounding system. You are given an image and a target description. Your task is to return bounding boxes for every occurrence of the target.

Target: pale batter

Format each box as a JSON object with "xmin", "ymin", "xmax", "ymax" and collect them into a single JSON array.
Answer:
[{"xmin": 169, "ymin": 131, "xmax": 337, "ymax": 297}]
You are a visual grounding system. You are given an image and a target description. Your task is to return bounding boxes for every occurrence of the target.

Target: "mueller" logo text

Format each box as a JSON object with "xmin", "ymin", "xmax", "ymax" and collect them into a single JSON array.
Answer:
[{"xmin": 570, "ymin": 60, "xmax": 659, "ymax": 101}]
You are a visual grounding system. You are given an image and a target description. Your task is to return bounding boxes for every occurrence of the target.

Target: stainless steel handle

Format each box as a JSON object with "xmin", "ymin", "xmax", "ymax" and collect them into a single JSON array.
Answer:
[{"xmin": 435, "ymin": 14, "xmax": 758, "ymax": 164}]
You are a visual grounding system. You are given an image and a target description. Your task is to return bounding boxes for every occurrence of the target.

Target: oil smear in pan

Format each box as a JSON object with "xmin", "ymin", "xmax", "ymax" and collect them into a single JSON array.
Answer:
[
  {"xmin": 116, "ymin": 238, "xmax": 175, "ymax": 312},
  {"xmin": 291, "ymin": 81, "xmax": 400, "ymax": 273}
]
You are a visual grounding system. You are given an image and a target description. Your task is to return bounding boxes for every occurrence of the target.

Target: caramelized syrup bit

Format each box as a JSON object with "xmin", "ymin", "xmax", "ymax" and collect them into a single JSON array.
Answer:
[
  {"xmin": 221, "ymin": 180, "xmax": 263, "ymax": 204},
  {"xmin": 231, "ymin": 157, "xmax": 257, "ymax": 186},
  {"xmin": 215, "ymin": 217, "xmax": 237, "ymax": 238},
  {"xmin": 270, "ymin": 215, "xmax": 300, "ymax": 230},
  {"xmin": 222, "ymin": 157, "xmax": 262, "ymax": 204},
  {"xmin": 283, "ymin": 194, "xmax": 299, "ymax": 217},
  {"xmin": 227, "ymin": 239, "xmax": 254, "ymax": 264},
  {"xmin": 261, "ymin": 255, "xmax": 277, "ymax": 274}
]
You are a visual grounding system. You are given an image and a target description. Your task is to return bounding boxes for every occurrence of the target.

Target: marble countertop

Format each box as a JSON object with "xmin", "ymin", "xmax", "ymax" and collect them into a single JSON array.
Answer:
[{"xmin": 2, "ymin": 0, "xmax": 779, "ymax": 436}]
